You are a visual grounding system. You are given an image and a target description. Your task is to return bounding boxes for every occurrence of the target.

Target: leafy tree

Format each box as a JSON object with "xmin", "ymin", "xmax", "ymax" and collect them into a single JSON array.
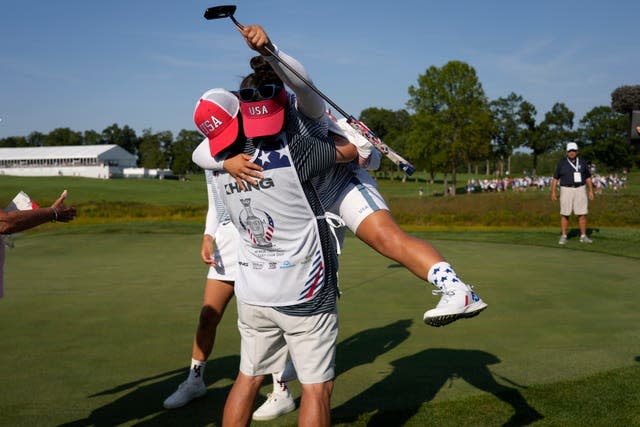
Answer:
[
  {"xmin": 171, "ymin": 130, "xmax": 203, "ymax": 175},
  {"xmin": 101, "ymin": 123, "xmax": 122, "ymax": 146},
  {"xmin": 82, "ymin": 130, "xmax": 102, "ymax": 145},
  {"xmin": 44, "ymin": 128, "xmax": 82, "ymax": 146},
  {"xmin": 359, "ymin": 108, "xmax": 411, "ymax": 140},
  {"xmin": 611, "ymin": 85, "xmax": 640, "ymax": 114},
  {"xmin": 522, "ymin": 102, "xmax": 574, "ymax": 172},
  {"xmin": 26, "ymin": 131, "xmax": 45, "ymax": 147},
  {"xmin": 611, "ymin": 85, "xmax": 640, "ymax": 141},
  {"xmin": 359, "ymin": 107, "xmax": 411, "ymax": 173},
  {"xmin": 0, "ymin": 136, "xmax": 27, "ymax": 147},
  {"xmin": 101, "ymin": 123, "xmax": 138, "ymax": 155},
  {"xmin": 405, "ymin": 112, "xmax": 445, "ymax": 183},
  {"xmin": 541, "ymin": 103, "xmax": 575, "ymax": 149},
  {"xmin": 407, "ymin": 60, "xmax": 493, "ymax": 191},
  {"xmin": 138, "ymin": 129, "xmax": 169, "ymax": 169},
  {"xmin": 578, "ymin": 106, "xmax": 632, "ymax": 172},
  {"xmin": 489, "ymin": 93, "xmax": 527, "ymax": 175},
  {"xmin": 121, "ymin": 125, "xmax": 139, "ymax": 156}
]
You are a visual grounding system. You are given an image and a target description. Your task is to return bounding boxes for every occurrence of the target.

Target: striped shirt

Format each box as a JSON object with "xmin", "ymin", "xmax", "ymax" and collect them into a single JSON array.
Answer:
[
  {"xmin": 204, "ymin": 169, "xmax": 231, "ymax": 236},
  {"xmin": 242, "ymin": 93, "xmax": 353, "ymax": 316}
]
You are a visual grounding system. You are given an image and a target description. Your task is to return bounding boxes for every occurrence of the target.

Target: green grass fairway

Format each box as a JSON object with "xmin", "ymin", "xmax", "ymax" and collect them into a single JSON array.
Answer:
[{"xmin": 1, "ymin": 224, "xmax": 639, "ymax": 426}]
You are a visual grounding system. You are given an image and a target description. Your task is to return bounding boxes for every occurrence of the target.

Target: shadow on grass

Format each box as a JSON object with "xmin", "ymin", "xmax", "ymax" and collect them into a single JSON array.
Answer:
[
  {"xmin": 336, "ymin": 319, "xmax": 413, "ymax": 377},
  {"xmin": 566, "ymin": 227, "xmax": 600, "ymax": 240},
  {"xmin": 57, "ymin": 321, "xmax": 542, "ymax": 426},
  {"xmin": 332, "ymin": 348, "xmax": 543, "ymax": 426},
  {"xmin": 59, "ymin": 355, "xmax": 239, "ymax": 427},
  {"xmin": 59, "ymin": 320, "xmax": 414, "ymax": 426}
]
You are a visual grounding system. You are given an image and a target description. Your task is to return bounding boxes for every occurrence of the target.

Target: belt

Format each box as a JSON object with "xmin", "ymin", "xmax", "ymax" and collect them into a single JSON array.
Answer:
[{"xmin": 561, "ymin": 184, "xmax": 584, "ymax": 188}]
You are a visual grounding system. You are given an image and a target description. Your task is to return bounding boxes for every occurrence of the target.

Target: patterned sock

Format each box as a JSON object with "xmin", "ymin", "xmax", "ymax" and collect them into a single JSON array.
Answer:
[
  {"xmin": 272, "ymin": 372, "xmax": 289, "ymax": 395},
  {"xmin": 187, "ymin": 359, "xmax": 206, "ymax": 383},
  {"xmin": 427, "ymin": 261, "xmax": 464, "ymax": 290}
]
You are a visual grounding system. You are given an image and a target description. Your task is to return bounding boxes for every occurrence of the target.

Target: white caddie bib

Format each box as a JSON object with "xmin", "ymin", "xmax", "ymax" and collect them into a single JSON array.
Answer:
[{"xmin": 213, "ymin": 133, "xmax": 326, "ymax": 306}]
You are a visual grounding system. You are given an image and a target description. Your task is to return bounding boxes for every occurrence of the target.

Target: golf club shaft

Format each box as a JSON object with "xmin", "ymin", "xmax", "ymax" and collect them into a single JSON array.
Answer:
[
  {"xmin": 229, "ymin": 14, "xmax": 415, "ymax": 175},
  {"xmin": 261, "ymin": 43, "xmax": 415, "ymax": 175},
  {"xmin": 229, "ymin": 19, "xmax": 350, "ymax": 118}
]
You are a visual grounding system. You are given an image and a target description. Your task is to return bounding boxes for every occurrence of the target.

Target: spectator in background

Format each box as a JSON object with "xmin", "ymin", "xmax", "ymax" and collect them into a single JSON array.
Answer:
[{"xmin": 550, "ymin": 142, "xmax": 594, "ymax": 245}]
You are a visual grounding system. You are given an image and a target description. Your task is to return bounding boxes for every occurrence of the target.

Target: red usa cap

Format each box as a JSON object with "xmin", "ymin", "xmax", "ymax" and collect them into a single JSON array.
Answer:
[
  {"xmin": 193, "ymin": 88, "xmax": 240, "ymax": 157},
  {"xmin": 239, "ymin": 89, "xmax": 288, "ymax": 138}
]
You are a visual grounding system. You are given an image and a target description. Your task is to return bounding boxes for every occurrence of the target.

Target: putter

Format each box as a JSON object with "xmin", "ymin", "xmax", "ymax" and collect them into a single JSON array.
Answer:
[{"xmin": 204, "ymin": 5, "xmax": 416, "ymax": 176}]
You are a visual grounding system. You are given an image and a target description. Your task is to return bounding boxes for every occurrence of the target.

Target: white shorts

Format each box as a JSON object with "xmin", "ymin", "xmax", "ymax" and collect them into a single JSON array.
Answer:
[
  {"xmin": 329, "ymin": 168, "xmax": 389, "ymax": 234},
  {"xmin": 237, "ymin": 301, "xmax": 338, "ymax": 384},
  {"xmin": 207, "ymin": 221, "xmax": 239, "ymax": 281},
  {"xmin": 560, "ymin": 186, "xmax": 588, "ymax": 216}
]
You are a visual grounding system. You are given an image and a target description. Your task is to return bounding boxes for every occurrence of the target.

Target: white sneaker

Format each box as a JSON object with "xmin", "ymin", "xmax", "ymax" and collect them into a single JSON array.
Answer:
[
  {"xmin": 163, "ymin": 380, "xmax": 206, "ymax": 409},
  {"xmin": 559, "ymin": 235, "xmax": 568, "ymax": 245},
  {"xmin": 252, "ymin": 391, "xmax": 296, "ymax": 421},
  {"xmin": 423, "ymin": 284, "xmax": 487, "ymax": 327},
  {"xmin": 580, "ymin": 235, "xmax": 593, "ymax": 243}
]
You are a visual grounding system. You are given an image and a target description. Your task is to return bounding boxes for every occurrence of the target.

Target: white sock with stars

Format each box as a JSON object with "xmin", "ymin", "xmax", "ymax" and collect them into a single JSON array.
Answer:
[
  {"xmin": 427, "ymin": 261, "xmax": 466, "ymax": 290},
  {"xmin": 187, "ymin": 359, "xmax": 206, "ymax": 383}
]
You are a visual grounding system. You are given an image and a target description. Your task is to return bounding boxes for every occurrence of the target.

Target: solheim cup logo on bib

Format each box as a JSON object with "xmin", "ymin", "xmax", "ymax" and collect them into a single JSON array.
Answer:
[{"xmin": 239, "ymin": 198, "xmax": 275, "ymax": 248}]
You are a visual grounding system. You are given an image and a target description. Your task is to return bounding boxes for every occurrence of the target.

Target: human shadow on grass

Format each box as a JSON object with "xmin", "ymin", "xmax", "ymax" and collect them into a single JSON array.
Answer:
[
  {"xmin": 254, "ymin": 319, "xmax": 414, "ymax": 409},
  {"xmin": 566, "ymin": 227, "xmax": 599, "ymax": 240},
  {"xmin": 338, "ymin": 318, "xmax": 413, "ymax": 376},
  {"xmin": 332, "ymin": 348, "xmax": 543, "ymax": 427},
  {"xmin": 59, "ymin": 355, "xmax": 239, "ymax": 427}
]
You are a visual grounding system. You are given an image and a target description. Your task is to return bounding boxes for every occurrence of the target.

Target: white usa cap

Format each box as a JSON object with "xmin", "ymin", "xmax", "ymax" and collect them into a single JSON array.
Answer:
[{"xmin": 566, "ymin": 142, "xmax": 578, "ymax": 151}]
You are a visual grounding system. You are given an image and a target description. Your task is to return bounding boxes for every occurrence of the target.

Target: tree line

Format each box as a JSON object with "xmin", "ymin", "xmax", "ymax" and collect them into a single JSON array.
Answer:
[{"xmin": 2, "ymin": 61, "xmax": 638, "ymax": 181}]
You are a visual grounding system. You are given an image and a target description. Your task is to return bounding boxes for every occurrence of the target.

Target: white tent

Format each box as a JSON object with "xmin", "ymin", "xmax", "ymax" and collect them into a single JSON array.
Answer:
[{"xmin": 0, "ymin": 145, "xmax": 138, "ymax": 179}]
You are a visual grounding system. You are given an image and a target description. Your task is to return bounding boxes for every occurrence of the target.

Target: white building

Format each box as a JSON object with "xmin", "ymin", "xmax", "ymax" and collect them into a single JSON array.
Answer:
[{"xmin": 0, "ymin": 145, "xmax": 138, "ymax": 179}]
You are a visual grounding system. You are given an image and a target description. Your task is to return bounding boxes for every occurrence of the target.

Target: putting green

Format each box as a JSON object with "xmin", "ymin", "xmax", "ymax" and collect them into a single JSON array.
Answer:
[{"xmin": 0, "ymin": 230, "xmax": 637, "ymax": 426}]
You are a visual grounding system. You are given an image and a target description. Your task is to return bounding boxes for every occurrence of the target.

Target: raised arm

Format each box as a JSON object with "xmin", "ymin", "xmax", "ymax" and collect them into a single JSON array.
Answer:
[{"xmin": 238, "ymin": 24, "xmax": 325, "ymax": 120}]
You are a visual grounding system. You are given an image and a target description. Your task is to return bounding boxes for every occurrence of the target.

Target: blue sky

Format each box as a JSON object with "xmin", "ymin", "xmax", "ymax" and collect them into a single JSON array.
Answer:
[{"xmin": 1, "ymin": 0, "xmax": 638, "ymax": 139}]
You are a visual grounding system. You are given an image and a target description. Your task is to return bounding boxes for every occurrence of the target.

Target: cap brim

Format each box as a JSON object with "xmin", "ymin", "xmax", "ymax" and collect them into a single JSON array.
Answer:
[
  {"xmin": 208, "ymin": 117, "xmax": 239, "ymax": 156},
  {"xmin": 240, "ymin": 90, "xmax": 287, "ymax": 138}
]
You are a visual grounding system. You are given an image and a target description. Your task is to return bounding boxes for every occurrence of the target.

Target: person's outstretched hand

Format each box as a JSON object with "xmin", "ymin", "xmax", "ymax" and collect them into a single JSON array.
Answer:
[{"xmin": 51, "ymin": 190, "xmax": 77, "ymax": 222}]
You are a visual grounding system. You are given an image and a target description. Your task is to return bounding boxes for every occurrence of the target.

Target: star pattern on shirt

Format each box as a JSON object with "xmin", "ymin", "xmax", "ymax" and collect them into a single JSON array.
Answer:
[{"xmin": 259, "ymin": 150, "xmax": 271, "ymax": 165}]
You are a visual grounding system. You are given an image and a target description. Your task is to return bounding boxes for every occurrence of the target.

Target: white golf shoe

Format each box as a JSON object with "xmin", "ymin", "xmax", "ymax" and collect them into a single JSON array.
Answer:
[
  {"xmin": 163, "ymin": 380, "xmax": 206, "ymax": 409},
  {"xmin": 423, "ymin": 284, "xmax": 487, "ymax": 327},
  {"xmin": 252, "ymin": 391, "xmax": 296, "ymax": 421}
]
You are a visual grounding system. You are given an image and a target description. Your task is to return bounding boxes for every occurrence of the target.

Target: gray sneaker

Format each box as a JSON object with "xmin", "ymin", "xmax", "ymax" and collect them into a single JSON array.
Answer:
[
  {"xmin": 580, "ymin": 235, "xmax": 593, "ymax": 243},
  {"xmin": 163, "ymin": 380, "xmax": 206, "ymax": 409},
  {"xmin": 558, "ymin": 235, "xmax": 568, "ymax": 245}
]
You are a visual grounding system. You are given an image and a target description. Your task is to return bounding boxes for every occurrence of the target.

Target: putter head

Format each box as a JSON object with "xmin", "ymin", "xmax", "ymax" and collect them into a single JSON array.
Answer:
[{"xmin": 204, "ymin": 5, "xmax": 237, "ymax": 20}]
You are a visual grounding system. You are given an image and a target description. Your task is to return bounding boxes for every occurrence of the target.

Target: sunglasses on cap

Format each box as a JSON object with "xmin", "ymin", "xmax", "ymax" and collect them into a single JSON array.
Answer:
[{"xmin": 235, "ymin": 84, "xmax": 282, "ymax": 102}]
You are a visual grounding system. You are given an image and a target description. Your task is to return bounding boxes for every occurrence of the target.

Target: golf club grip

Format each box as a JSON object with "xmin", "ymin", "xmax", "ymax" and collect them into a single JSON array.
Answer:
[{"xmin": 346, "ymin": 119, "xmax": 415, "ymax": 176}]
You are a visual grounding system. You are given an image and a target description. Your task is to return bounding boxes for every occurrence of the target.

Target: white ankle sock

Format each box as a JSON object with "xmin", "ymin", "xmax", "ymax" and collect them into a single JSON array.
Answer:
[
  {"xmin": 427, "ymin": 261, "xmax": 464, "ymax": 289},
  {"xmin": 272, "ymin": 372, "xmax": 289, "ymax": 395},
  {"xmin": 187, "ymin": 359, "xmax": 206, "ymax": 383}
]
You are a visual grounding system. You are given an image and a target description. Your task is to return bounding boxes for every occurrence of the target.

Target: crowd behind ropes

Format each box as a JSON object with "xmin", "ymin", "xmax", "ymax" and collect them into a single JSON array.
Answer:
[{"xmin": 465, "ymin": 168, "xmax": 628, "ymax": 194}]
